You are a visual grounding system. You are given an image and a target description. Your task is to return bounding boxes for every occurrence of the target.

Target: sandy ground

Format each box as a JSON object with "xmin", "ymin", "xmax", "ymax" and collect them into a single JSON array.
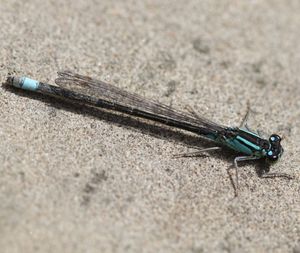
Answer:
[{"xmin": 1, "ymin": 0, "xmax": 300, "ymax": 252}]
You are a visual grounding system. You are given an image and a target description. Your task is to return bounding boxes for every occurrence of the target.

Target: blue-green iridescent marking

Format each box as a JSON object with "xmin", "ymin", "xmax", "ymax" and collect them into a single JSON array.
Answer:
[
  {"xmin": 236, "ymin": 135, "xmax": 261, "ymax": 151},
  {"xmin": 205, "ymin": 129, "xmax": 263, "ymax": 156},
  {"xmin": 225, "ymin": 138, "xmax": 253, "ymax": 155},
  {"xmin": 205, "ymin": 133, "xmax": 218, "ymax": 141}
]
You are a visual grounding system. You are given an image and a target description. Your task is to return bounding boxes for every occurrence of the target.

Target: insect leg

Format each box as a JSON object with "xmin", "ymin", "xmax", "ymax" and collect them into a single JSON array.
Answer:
[
  {"xmin": 231, "ymin": 156, "xmax": 260, "ymax": 196},
  {"xmin": 173, "ymin": 147, "xmax": 221, "ymax": 158}
]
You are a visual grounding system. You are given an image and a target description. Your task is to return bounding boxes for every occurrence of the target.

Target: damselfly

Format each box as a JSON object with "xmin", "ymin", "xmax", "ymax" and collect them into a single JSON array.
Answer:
[{"xmin": 7, "ymin": 71, "xmax": 292, "ymax": 195}]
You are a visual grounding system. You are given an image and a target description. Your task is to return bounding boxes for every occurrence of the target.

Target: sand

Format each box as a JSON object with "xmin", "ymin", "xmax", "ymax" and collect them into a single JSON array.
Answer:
[{"xmin": 0, "ymin": 0, "xmax": 299, "ymax": 252}]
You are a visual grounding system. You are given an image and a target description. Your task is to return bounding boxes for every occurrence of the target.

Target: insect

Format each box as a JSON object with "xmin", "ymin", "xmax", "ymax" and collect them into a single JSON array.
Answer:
[{"xmin": 7, "ymin": 71, "xmax": 293, "ymax": 195}]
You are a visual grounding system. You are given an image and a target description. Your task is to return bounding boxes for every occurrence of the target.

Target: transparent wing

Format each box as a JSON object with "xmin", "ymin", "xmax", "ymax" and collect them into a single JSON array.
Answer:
[{"xmin": 55, "ymin": 71, "xmax": 226, "ymax": 132}]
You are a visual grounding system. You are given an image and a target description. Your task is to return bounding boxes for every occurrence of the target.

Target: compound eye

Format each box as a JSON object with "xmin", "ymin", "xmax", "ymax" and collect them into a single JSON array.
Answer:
[
  {"xmin": 270, "ymin": 134, "xmax": 281, "ymax": 143},
  {"xmin": 267, "ymin": 150, "xmax": 278, "ymax": 160}
]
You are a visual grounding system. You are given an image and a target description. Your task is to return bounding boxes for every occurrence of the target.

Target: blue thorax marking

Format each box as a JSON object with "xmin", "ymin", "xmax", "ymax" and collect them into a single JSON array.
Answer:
[
  {"xmin": 225, "ymin": 138, "xmax": 254, "ymax": 155},
  {"xmin": 221, "ymin": 128, "xmax": 267, "ymax": 157},
  {"xmin": 205, "ymin": 133, "xmax": 219, "ymax": 141},
  {"xmin": 236, "ymin": 135, "xmax": 261, "ymax": 151}
]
